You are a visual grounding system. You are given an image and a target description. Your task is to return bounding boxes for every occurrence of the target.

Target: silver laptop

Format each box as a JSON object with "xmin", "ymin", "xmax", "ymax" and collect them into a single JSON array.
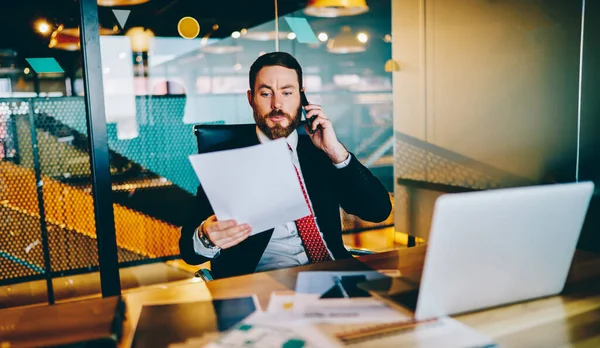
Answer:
[{"xmin": 361, "ymin": 181, "xmax": 595, "ymax": 321}]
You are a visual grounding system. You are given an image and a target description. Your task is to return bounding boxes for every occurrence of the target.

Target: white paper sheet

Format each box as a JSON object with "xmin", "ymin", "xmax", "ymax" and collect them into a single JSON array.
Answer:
[
  {"xmin": 205, "ymin": 312, "xmax": 343, "ymax": 348},
  {"xmin": 266, "ymin": 291, "xmax": 296, "ymax": 313},
  {"xmin": 188, "ymin": 138, "xmax": 310, "ymax": 234}
]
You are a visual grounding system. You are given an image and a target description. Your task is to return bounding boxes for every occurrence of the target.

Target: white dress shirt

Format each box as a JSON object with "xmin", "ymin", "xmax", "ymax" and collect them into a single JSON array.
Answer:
[{"xmin": 192, "ymin": 127, "xmax": 351, "ymax": 272}]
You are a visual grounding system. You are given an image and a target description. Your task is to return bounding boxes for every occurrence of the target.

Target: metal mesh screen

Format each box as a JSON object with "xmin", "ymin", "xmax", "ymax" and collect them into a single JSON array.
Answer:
[
  {"xmin": 1, "ymin": 95, "xmax": 395, "ymax": 283},
  {"xmin": 0, "ymin": 98, "xmax": 181, "ymax": 283},
  {"xmin": 1, "ymin": 101, "xmax": 45, "ymax": 281},
  {"xmin": 394, "ymin": 131, "xmax": 532, "ymax": 190}
]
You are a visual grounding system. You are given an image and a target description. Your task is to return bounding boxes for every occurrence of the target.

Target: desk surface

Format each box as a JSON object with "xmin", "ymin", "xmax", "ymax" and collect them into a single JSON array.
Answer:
[
  {"xmin": 2, "ymin": 246, "xmax": 599, "ymax": 347},
  {"xmin": 118, "ymin": 245, "xmax": 600, "ymax": 347}
]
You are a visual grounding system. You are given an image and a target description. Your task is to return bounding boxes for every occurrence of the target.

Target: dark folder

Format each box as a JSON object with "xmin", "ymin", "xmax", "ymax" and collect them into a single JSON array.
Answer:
[
  {"xmin": 132, "ymin": 297, "xmax": 257, "ymax": 348},
  {"xmin": 0, "ymin": 296, "xmax": 125, "ymax": 348}
]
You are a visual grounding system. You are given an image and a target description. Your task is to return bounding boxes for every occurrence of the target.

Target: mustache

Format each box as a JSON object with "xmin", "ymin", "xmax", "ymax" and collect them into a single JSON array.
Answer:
[{"xmin": 268, "ymin": 109, "xmax": 289, "ymax": 117}]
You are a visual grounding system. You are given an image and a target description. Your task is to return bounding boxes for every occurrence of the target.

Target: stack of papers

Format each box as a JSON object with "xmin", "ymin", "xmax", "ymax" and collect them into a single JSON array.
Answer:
[{"xmin": 166, "ymin": 272, "xmax": 496, "ymax": 347}]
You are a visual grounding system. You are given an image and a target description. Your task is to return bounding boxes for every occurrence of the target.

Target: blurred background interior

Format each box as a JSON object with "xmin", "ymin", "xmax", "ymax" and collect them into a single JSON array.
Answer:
[{"xmin": 0, "ymin": 0, "xmax": 598, "ymax": 309}]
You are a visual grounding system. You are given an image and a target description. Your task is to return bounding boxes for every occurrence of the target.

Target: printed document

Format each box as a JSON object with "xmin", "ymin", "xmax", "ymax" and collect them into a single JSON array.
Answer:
[{"xmin": 188, "ymin": 138, "xmax": 310, "ymax": 234}]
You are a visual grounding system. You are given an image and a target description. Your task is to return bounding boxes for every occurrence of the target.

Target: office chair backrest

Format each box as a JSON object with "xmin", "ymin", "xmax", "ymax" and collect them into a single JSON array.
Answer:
[{"xmin": 193, "ymin": 124, "xmax": 256, "ymax": 154}]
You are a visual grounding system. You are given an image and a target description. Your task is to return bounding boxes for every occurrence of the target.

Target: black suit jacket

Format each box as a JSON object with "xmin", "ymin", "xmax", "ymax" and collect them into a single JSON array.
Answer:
[{"xmin": 179, "ymin": 129, "xmax": 392, "ymax": 279}]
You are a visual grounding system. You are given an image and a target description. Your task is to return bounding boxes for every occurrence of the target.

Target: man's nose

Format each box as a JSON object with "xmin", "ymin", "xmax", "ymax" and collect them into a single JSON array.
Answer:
[{"xmin": 271, "ymin": 94, "xmax": 282, "ymax": 109}]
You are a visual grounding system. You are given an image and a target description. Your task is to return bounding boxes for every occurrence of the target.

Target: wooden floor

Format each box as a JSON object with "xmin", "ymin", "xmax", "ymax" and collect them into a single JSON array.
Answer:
[{"xmin": 0, "ymin": 228, "xmax": 409, "ymax": 309}]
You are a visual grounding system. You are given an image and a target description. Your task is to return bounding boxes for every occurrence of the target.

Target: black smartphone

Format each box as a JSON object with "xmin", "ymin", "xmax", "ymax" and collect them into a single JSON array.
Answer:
[{"xmin": 300, "ymin": 91, "xmax": 320, "ymax": 134}]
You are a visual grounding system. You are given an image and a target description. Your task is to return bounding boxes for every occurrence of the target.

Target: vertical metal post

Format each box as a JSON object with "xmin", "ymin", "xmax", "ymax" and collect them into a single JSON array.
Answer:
[
  {"xmin": 28, "ymin": 99, "xmax": 55, "ymax": 304},
  {"xmin": 575, "ymin": 0, "xmax": 586, "ymax": 182},
  {"xmin": 33, "ymin": 73, "xmax": 41, "ymax": 96},
  {"xmin": 274, "ymin": 0, "xmax": 279, "ymax": 52},
  {"xmin": 79, "ymin": 0, "xmax": 121, "ymax": 297},
  {"xmin": 406, "ymin": 186, "xmax": 416, "ymax": 248}
]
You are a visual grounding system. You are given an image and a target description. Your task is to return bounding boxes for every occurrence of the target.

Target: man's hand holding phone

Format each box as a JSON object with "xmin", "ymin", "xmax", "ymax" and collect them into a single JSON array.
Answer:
[
  {"xmin": 301, "ymin": 92, "xmax": 349, "ymax": 164},
  {"xmin": 199, "ymin": 215, "xmax": 252, "ymax": 249}
]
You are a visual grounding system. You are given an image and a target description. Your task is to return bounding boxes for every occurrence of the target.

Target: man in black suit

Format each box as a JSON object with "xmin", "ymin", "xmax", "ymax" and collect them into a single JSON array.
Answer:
[{"xmin": 180, "ymin": 52, "xmax": 392, "ymax": 279}]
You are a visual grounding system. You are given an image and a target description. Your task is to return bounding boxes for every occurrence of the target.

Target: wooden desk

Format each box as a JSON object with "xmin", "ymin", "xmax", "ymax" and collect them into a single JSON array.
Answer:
[
  {"xmin": 118, "ymin": 246, "xmax": 600, "ymax": 347},
  {"xmin": 2, "ymin": 246, "xmax": 598, "ymax": 347}
]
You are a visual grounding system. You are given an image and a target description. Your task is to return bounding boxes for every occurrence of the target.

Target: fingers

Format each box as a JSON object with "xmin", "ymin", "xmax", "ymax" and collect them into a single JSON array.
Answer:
[
  {"xmin": 305, "ymin": 107, "xmax": 327, "ymax": 121},
  {"xmin": 303, "ymin": 103, "xmax": 323, "ymax": 112},
  {"xmin": 219, "ymin": 232, "xmax": 252, "ymax": 249},
  {"xmin": 204, "ymin": 216, "xmax": 253, "ymax": 249},
  {"xmin": 304, "ymin": 105, "xmax": 332, "ymax": 132},
  {"xmin": 208, "ymin": 218, "xmax": 237, "ymax": 232},
  {"xmin": 307, "ymin": 114, "xmax": 332, "ymax": 132}
]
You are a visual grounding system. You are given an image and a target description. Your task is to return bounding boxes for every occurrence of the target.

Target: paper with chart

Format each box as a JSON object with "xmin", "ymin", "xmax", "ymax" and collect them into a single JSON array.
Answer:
[
  {"xmin": 205, "ymin": 312, "xmax": 342, "ymax": 348},
  {"xmin": 188, "ymin": 138, "xmax": 310, "ymax": 234}
]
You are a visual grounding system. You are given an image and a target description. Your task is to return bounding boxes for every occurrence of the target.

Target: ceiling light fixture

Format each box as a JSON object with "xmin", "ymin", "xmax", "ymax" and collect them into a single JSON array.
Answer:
[
  {"xmin": 49, "ymin": 26, "xmax": 119, "ymax": 51},
  {"xmin": 201, "ymin": 45, "xmax": 243, "ymax": 55},
  {"xmin": 241, "ymin": 31, "xmax": 290, "ymax": 41},
  {"xmin": 326, "ymin": 26, "xmax": 366, "ymax": 54},
  {"xmin": 126, "ymin": 27, "xmax": 155, "ymax": 52},
  {"xmin": 97, "ymin": 0, "xmax": 150, "ymax": 6},
  {"xmin": 178, "ymin": 17, "xmax": 200, "ymax": 39},
  {"xmin": 304, "ymin": 0, "xmax": 369, "ymax": 18},
  {"xmin": 357, "ymin": 32, "xmax": 368, "ymax": 43},
  {"xmin": 36, "ymin": 20, "xmax": 51, "ymax": 35}
]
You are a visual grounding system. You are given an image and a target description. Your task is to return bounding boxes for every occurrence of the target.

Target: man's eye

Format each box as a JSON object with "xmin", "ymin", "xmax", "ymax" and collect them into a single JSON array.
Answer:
[
  {"xmin": 261, "ymin": 93, "xmax": 271, "ymax": 97},
  {"xmin": 283, "ymin": 92, "xmax": 292, "ymax": 96}
]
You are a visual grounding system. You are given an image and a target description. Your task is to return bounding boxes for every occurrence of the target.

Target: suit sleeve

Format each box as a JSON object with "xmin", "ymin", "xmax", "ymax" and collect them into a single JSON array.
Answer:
[
  {"xmin": 331, "ymin": 152, "xmax": 392, "ymax": 222},
  {"xmin": 179, "ymin": 184, "xmax": 215, "ymax": 265}
]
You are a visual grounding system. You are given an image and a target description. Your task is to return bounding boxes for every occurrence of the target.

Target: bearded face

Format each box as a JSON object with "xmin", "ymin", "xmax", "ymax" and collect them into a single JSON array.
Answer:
[
  {"xmin": 253, "ymin": 106, "xmax": 301, "ymax": 140},
  {"xmin": 248, "ymin": 65, "xmax": 303, "ymax": 140}
]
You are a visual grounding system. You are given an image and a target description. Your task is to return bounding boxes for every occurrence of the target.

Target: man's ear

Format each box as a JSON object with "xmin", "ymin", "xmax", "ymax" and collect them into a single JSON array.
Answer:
[{"xmin": 247, "ymin": 89, "xmax": 253, "ymax": 107}]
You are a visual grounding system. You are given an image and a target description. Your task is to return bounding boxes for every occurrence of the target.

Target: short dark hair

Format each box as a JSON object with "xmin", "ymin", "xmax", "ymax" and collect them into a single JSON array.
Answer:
[{"xmin": 249, "ymin": 52, "xmax": 303, "ymax": 93}]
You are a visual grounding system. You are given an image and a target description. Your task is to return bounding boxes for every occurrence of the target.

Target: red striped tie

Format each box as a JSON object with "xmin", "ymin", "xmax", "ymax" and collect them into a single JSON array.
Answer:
[{"xmin": 289, "ymin": 144, "xmax": 332, "ymax": 263}]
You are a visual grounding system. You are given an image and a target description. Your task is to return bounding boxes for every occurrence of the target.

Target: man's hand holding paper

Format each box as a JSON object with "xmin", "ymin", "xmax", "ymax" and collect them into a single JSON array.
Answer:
[{"xmin": 189, "ymin": 138, "xmax": 310, "ymax": 248}]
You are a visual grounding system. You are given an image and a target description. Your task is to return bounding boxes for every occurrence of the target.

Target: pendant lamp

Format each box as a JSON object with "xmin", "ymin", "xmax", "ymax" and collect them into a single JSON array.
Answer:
[
  {"xmin": 49, "ymin": 26, "xmax": 119, "ymax": 51},
  {"xmin": 97, "ymin": 0, "xmax": 149, "ymax": 6},
  {"xmin": 304, "ymin": 0, "xmax": 368, "ymax": 18},
  {"xmin": 326, "ymin": 26, "xmax": 366, "ymax": 54}
]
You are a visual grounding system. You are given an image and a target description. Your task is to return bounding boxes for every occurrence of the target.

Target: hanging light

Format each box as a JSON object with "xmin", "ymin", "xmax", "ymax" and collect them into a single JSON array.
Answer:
[
  {"xmin": 35, "ymin": 19, "xmax": 51, "ymax": 35},
  {"xmin": 384, "ymin": 59, "xmax": 400, "ymax": 72},
  {"xmin": 49, "ymin": 25, "xmax": 119, "ymax": 51},
  {"xmin": 304, "ymin": 0, "xmax": 369, "ymax": 18},
  {"xmin": 178, "ymin": 16, "xmax": 200, "ymax": 39},
  {"xmin": 241, "ymin": 31, "xmax": 290, "ymax": 41},
  {"xmin": 201, "ymin": 45, "xmax": 244, "ymax": 55},
  {"xmin": 126, "ymin": 27, "xmax": 155, "ymax": 52},
  {"xmin": 326, "ymin": 26, "xmax": 366, "ymax": 54},
  {"xmin": 97, "ymin": 0, "xmax": 150, "ymax": 6}
]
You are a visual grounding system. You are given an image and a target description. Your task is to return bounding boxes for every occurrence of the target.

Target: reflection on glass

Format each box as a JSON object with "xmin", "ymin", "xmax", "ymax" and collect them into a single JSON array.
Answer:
[
  {"xmin": 0, "ymin": 0, "xmax": 397, "ymax": 306},
  {"xmin": 0, "ymin": 0, "xmax": 102, "ymax": 307}
]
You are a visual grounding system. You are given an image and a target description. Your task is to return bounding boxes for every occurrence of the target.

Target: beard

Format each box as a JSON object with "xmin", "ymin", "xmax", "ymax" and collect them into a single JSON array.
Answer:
[{"xmin": 254, "ymin": 106, "xmax": 301, "ymax": 140}]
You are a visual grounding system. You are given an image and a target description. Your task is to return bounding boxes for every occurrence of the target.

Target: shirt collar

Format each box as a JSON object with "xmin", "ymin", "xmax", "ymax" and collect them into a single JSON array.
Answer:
[{"xmin": 255, "ymin": 126, "xmax": 298, "ymax": 152}]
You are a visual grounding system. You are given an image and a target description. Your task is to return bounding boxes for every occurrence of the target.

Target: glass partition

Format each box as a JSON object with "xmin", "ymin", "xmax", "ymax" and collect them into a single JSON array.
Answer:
[
  {"xmin": 1, "ymin": 0, "xmax": 594, "ymax": 306},
  {"xmin": 93, "ymin": 0, "xmax": 397, "ymax": 279},
  {"xmin": 391, "ymin": 0, "xmax": 585, "ymax": 241},
  {"xmin": 0, "ymin": 0, "xmax": 101, "ymax": 307}
]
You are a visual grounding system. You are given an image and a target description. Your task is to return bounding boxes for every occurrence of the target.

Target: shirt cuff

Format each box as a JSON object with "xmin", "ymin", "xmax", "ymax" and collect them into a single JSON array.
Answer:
[
  {"xmin": 192, "ymin": 226, "xmax": 221, "ymax": 258},
  {"xmin": 333, "ymin": 153, "xmax": 352, "ymax": 169}
]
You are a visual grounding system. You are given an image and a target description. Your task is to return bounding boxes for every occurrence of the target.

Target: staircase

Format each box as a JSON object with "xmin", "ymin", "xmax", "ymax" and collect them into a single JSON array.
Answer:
[{"xmin": 0, "ymin": 161, "xmax": 181, "ymax": 282}]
